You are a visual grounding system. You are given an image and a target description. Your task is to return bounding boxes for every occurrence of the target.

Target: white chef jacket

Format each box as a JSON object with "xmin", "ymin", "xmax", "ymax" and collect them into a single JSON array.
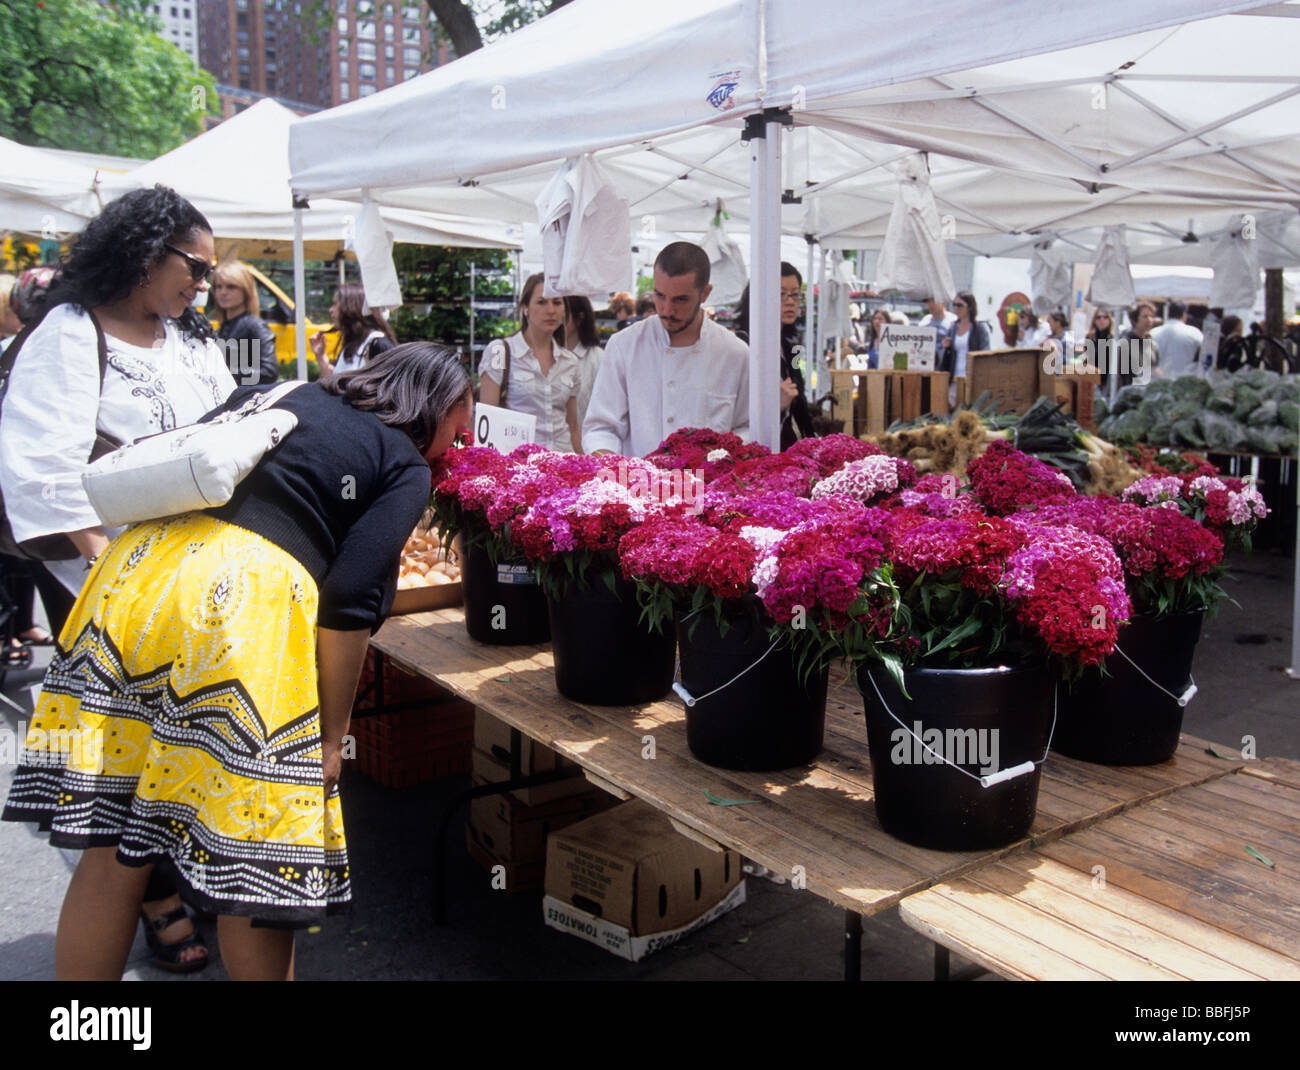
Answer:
[
  {"xmin": 481, "ymin": 332, "xmax": 580, "ymax": 452},
  {"xmin": 1151, "ymin": 321, "xmax": 1204, "ymax": 378},
  {"xmin": 0, "ymin": 304, "xmax": 236, "ymax": 592},
  {"xmin": 582, "ymin": 314, "xmax": 750, "ymax": 457}
]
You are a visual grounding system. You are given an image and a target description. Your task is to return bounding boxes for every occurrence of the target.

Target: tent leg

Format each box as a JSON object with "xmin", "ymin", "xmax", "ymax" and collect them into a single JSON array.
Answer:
[
  {"xmin": 804, "ymin": 236, "xmax": 817, "ymax": 393},
  {"xmin": 1289, "ymin": 467, "xmax": 1300, "ymax": 682},
  {"xmin": 746, "ymin": 111, "xmax": 784, "ymax": 453},
  {"xmin": 293, "ymin": 203, "xmax": 308, "ymax": 382}
]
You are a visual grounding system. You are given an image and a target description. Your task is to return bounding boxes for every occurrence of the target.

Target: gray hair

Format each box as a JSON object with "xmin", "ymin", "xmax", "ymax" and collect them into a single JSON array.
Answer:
[{"xmin": 326, "ymin": 341, "xmax": 470, "ymax": 452}]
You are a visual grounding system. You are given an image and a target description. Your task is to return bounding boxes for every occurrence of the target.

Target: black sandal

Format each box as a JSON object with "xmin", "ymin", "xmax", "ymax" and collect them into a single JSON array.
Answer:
[
  {"xmin": 3, "ymin": 642, "xmax": 31, "ymax": 669},
  {"xmin": 140, "ymin": 906, "xmax": 209, "ymax": 973}
]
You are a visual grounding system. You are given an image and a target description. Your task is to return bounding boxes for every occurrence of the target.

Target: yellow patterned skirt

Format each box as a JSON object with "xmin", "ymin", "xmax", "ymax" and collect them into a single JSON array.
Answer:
[{"xmin": 1, "ymin": 513, "xmax": 349, "ymax": 926}]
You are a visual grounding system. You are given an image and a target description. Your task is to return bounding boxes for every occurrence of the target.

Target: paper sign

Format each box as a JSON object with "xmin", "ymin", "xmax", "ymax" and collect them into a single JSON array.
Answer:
[
  {"xmin": 879, "ymin": 324, "xmax": 937, "ymax": 371},
  {"xmin": 1199, "ymin": 316, "xmax": 1221, "ymax": 374},
  {"xmin": 474, "ymin": 403, "xmax": 536, "ymax": 452}
]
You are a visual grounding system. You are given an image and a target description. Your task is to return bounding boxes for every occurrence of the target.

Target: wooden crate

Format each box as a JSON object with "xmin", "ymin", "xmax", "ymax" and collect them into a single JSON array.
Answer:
[
  {"xmin": 966, "ymin": 350, "xmax": 1041, "ymax": 417},
  {"xmin": 830, "ymin": 369, "xmax": 951, "ymax": 436},
  {"xmin": 1038, "ymin": 366, "xmax": 1101, "ymax": 431}
]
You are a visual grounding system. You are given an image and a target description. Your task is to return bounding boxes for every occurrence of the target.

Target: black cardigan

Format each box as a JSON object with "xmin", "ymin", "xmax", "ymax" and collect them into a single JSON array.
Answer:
[
  {"xmin": 203, "ymin": 382, "xmax": 431, "ymax": 631},
  {"xmin": 217, "ymin": 313, "xmax": 279, "ymax": 385}
]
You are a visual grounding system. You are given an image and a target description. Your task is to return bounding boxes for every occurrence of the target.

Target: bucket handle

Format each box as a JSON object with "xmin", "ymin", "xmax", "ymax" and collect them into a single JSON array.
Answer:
[
  {"xmin": 1113, "ymin": 644, "xmax": 1197, "ymax": 707},
  {"xmin": 673, "ymin": 638, "xmax": 782, "ymax": 708},
  {"xmin": 862, "ymin": 669, "xmax": 1058, "ymax": 790}
]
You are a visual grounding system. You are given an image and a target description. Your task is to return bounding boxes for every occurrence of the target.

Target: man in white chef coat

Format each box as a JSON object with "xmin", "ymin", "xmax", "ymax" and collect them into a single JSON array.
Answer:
[{"xmin": 583, "ymin": 242, "xmax": 750, "ymax": 456}]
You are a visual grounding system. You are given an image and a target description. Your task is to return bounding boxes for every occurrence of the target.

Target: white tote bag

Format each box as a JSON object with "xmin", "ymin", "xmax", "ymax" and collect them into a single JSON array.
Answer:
[{"xmin": 82, "ymin": 380, "xmax": 307, "ymax": 527}]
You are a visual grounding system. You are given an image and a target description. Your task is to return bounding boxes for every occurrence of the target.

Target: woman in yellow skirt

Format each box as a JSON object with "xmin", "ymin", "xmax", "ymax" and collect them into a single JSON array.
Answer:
[{"xmin": 2, "ymin": 341, "xmax": 473, "ymax": 980}]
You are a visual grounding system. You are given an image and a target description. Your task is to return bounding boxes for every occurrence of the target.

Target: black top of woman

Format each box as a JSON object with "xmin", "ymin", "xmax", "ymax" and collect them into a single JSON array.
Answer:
[{"xmin": 203, "ymin": 381, "xmax": 430, "ymax": 631}]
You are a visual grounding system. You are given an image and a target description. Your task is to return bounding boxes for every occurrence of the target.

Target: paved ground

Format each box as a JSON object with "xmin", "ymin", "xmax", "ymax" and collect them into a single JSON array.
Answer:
[{"xmin": 1, "ymin": 546, "xmax": 1295, "ymax": 981}]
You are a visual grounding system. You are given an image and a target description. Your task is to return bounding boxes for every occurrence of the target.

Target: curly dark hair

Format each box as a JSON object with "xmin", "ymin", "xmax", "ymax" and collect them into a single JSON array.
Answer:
[{"xmin": 43, "ymin": 185, "xmax": 215, "ymax": 341}]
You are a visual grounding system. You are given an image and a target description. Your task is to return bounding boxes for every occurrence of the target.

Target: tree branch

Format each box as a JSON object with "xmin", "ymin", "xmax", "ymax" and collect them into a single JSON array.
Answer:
[{"xmin": 426, "ymin": 0, "xmax": 483, "ymax": 56}]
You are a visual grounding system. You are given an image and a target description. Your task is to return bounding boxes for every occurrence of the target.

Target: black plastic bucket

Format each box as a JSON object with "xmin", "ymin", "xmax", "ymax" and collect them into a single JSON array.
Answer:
[
  {"xmin": 676, "ymin": 603, "xmax": 827, "ymax": 770},
  {"xmin": 858, "ymin": 661, "xmax": 1055, "ymax": 851},
  {"xmin": 1053, "ymin": 610, "xmax": 1204, "ymax": 765},
  {"xmin": 461, "ymin": 538, "xmax": 551, "ymax": 645},
  {"xmin": 547, "ymin": 574, "xmax": 675, "ymax": 705}
]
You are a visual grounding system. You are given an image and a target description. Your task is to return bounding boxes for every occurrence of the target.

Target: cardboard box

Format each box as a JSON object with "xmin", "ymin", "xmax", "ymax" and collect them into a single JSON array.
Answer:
[
  {"xmin": 471, "ymin": 746, "xmax": 591, "ymax": 806},
  {"xmin": 967, "ymin": 349, "xmax": 1041, "ymax": 416},
  {"xmin": 465, "ymin": 824, "xmax": 546, "ymax": 893},
  {"xmin": 543, "ymin": 800, "xmax": 745, "ymax": 961},
  {"xmin": 473, "ymin": 709, "xmax": 565, "ymax": 775},
  {"xmin": 469, "ymin": 786, "xmax": 615, "ymax": 862}
]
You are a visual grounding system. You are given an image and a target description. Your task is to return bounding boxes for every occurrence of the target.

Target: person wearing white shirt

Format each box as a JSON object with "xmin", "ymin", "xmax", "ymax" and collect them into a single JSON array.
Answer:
[
  {"xmin": 1150, "ymin": 301, "xmax": 1205, "ymax": 378},
  {"xmin": 919, "ymin": 296, "xmax": 957, "ymax": 339},
  {"xmin": 583, "ymin": 242, "xmax": 749, "ymax": 457},
  {"xmin": 479, "ymin": 273, "xmax": 581, "ymax": 452},
  {"xmin": 563, "ymin": 295, "xmax": 604, "ymax": 427},
  {"xmin": 1016, "ymin": 308, "xmax": 1051, "ymax": 351}
]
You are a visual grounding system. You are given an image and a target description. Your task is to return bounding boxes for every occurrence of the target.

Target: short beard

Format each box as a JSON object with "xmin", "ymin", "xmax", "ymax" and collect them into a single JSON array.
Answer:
[{"xmin": 661, "ymin": 300, "xmax": 701, "ymax": 336}]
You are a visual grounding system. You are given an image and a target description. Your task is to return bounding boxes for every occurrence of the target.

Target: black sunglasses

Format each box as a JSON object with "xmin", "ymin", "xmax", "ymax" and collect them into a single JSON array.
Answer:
[{"xmin": 164, "ymin": 244, "xmax": 214, "ymax": 283}]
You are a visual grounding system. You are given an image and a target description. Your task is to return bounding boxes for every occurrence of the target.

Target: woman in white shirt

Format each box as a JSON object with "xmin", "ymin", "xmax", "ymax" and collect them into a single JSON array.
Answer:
[
  {"xmin": 309, "ymin": 282, "xmax": 397, "ymax": 381},
  {"xmin": 1045, "ymin": 312, "xmax": 1076, "ymax": 366},
  {"xmin": 0, "ymin": 186, "xmax": 235, "ymax": 976},
  {"xmin": 564, "ymin": 295, "xmax": 604, "ymax": 428},
  {"xmin": 479, "ymin": 273, "xmax": 581, "ymax": 452}
]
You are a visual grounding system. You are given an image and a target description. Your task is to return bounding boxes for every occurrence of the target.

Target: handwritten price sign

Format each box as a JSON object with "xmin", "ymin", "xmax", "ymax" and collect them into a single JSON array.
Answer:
[
  {"xmin": 879, "ymin": 324, "xmax": 937, "ymax": 371},
  {"xmin": 474, "ymin": 403, "xmax": 537, "ymax": 452}
]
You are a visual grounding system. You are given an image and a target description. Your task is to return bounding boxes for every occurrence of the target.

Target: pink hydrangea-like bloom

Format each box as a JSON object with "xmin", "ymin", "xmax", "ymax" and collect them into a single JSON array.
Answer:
[
  {"xmin": 785, "ymin": 434, "xmax": 884, "ymax": 476},
  {"xmin": 811, "ymin": 455, "xmax": 917, "ymax": 504},
  {"xmin": 967, "ymin": 441, "xmax": 1076, "ymax": 515},
  {"xmin": 1123, "ymin": 475, "xmax": 1186, "ymax": 504}
]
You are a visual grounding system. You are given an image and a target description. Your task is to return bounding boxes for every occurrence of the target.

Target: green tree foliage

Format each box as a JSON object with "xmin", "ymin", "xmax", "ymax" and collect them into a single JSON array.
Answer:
[{"xmin": 0, "ymin": 0, "xmax": 216, "ymax": 156}]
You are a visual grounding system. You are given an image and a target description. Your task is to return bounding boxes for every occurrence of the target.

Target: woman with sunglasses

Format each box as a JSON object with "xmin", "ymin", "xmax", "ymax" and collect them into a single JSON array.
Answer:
[{"xmin": 0, "ymin": 185, "xmax": 236, "ymax": 974}]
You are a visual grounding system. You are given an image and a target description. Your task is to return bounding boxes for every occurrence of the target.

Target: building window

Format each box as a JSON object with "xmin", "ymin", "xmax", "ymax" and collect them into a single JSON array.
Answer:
[
  {"xmin": 337, "ymin": 17, "xmax": 348, "ymax": 32},
  {"xmin": 384, "ymin": 43, "xmax": 394, "ymax": 59},
  {"xmin": 404, "ymin": 67, "xmax": 418, "ymax": 80},
  {"xmin": 237, "ymin": 11, "xmax": 247, "ymax": 26},
  {"xmin": 337, "ymin": 38, "xmax": 349, "ymax": 56},
  {"xmin": 265, "ymin": 61, "xmax": 277, "ymax": 73},
  {"xmin": 237, "ymin": 29, "xmax": 248, "ymax": 42},
  {"xmin": 170, "ymin": 5, "xmax": 177, "ymax": 14},
  {"xmin": 337, "ymin": 0, "xmax": 347, "ymax": 9},
  {"xmin": 238, "ymin": 62, "xmax": 250, "ymax": 75},
  {"xmin": 402, "ymin": 25, "xmax": 418, "ymax": 43},
  {"xmin": 339, "ymin": 60, "xmax": 349, "ymax": 78},
  {"xmin": 383, "ymin": 23, "xmax": 394, "ymax": 40},
  {"xmin": 235, "ymin": 0, "xmax": 247, "ymax": 8},
  {"xmin": 382, "ymin": 3, "xmax": 394, "ymax": 16},
  {"xmin": 239, "ymin": 78, "xmax": 250, "ymax": 89},
  {"xmin": 265, "ymin": 47, "xmax": 276, "ymax": 59},
  {"xmin": 359, "ymin": 84, "xmax": 377, "ymax": 96},
  {"xmin": 356, "ymin": 0, "xmax": 373, "ymax": 14},
  {"xmin": 358, "ymin": 20, "xmax": 375, "ymax": 39},
  {"xmin": 357, "ymin": 41, "xmax": 376, "ymax": 59},
  {"xmin": 384, "ymin": 65, "xmax": 394, "ymax": 82},
  {"xmin": 237, "ymin": 46, "xmax": 249, "ymax": 59},
  {"xmin": 266, "ymin": 77, "xmax": 276, "ymax": 91},
  {"xmin": 183, "ymin": 7, "xmax": 190, "ymax": 16},
  {"xmin": 340, "ymin": 83, "xmax": 351, "ymax": 100},
  {"xmin": 358, "ymin": 62, "xmax": 376, "ymax": 80},
  {"xmin": 402, "ymin": 46, "xmax": 420, "ymax": 64},
  {"xmin": 403, "ymin": 4, "xmax": 419, "ymax": 22}
]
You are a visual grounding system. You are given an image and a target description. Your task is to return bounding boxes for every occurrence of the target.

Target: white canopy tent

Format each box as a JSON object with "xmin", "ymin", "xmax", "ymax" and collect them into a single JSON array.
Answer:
[
  {"xmin": 100, "ymin": 100, "xmax": 524, "ymax": 261},
  {"xmin": 290, "ymin": 0, "xmax": 1300, "ymax": 676},
  {"xmin": 0, "ymin": 136, "xmax": 112, "ymax": 236}
]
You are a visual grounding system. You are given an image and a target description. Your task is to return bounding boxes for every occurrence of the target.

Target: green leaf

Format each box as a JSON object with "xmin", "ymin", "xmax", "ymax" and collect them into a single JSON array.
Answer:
[
  {"xmin": 1244, "ymin": 845, "xmax": 1275, "ymax": 868},
  {"xmin": 494, "ymin": 675, "xmax": 511, "ymax": 683},
  {"xmin": 704, "ymin": 789, "xmax": 757, "ymax": 806},
  {"xmin": 1205, "ymin": 745, "xmax": 1234, "ymax": 760}
]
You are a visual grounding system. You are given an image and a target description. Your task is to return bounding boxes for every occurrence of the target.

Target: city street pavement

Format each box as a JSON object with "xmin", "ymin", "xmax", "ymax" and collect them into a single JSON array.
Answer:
[{"xmin": 1, "ymin": 547, "xmax": 1295, "ymax": 982}]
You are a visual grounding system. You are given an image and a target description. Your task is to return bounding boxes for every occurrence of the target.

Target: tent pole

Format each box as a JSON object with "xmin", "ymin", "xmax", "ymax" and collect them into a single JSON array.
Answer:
[
  {"xmin": 804, "ymin": 235, "xmax": 816, "ymax": 395},
  {"xmin": 745, "ymin": 110, "xmax": 784, "ymax": 452},
  {"xmin": 815, "ymin": 245, "xmax": 827, "ymax": 372},
  {"xmin": 1290, "ymin": 467, "xmax": 1300, "ymax": 681},
  {"xmin": 293, "ymin": 199, "xmax": 308, "ymax": 381}
]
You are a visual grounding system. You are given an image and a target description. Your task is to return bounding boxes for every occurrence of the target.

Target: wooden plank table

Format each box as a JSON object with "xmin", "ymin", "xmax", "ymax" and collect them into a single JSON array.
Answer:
[
  {"xmin": 372, "ymin": 606, "xmax": 1249, "ymax": 976},
  {"xmin": 897, "ymin": 757, "xmax": 1300, "ymax": 980}
]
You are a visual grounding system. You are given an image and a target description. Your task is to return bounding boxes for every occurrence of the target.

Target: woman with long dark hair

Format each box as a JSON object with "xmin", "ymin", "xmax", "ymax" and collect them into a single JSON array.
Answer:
[
  {"xmin": 0, "ymin": 185, "xmax": 237, "ymax": 973},
  {"xmin": 2, "ymin": 342, "xmax": 473, "ymax": 980},
  {"xmin": 309, "ymin": 281, "xmax": 397, "ymax": 380},
  {"xmin": 479, "ymin": 273, "xmax": 581, "ymax": 452},
  {"xmin": 564, "ymin": 294, "xmax": 604, "ymax": 427},
  {"xmin": 937, "ymin": 291, "xmax": 989, "ymax": 378},
  {"xmin": 734, "ymin": 262, "xmax": 814, "ymax": 450}
]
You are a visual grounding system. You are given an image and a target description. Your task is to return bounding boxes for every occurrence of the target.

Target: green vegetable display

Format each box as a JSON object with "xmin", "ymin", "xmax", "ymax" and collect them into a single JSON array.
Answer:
[{"xmin": 1098, "ymin": 371, "xmax": 1299, "ymax": 455}]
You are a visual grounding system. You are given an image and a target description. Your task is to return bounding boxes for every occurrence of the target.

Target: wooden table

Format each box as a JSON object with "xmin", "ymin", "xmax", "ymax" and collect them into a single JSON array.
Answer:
[
  {"xmin": 898, "ymin": 758, "xmax": 1300, "ymax": 980},
  {"xmin": 371, "ymin": 606, "xmax": 1250, "ymax": 978}
]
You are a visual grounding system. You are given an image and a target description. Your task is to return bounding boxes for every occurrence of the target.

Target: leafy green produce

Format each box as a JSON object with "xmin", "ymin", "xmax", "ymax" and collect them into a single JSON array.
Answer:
[
  {"xmin": 1247, "ymin": 400, "xmax": 1278, "ymax": 428},
  {"xmin": 1172, "ymin": 418, "xmax": 1206, "ymax": 448},
  {"xmin": 1278, "ymin": 400, "xmax": 1300, "ymax": 429},
  {"xmin": 1233, "ymin": 385, "xmax": 1262, "ymax": 421},
  {"xmin": 1170, "ymin": 377, "xmax": 1211, "ymax": 403},
  {"xmin": 1195, "ymin": 411, "xmax": 1248, "ymax": 451}
]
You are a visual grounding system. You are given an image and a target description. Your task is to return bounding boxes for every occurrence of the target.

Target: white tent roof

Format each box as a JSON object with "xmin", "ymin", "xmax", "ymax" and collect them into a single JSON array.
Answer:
[
  {"xmin": 98, "ymin": 100, "xmax": 522, "ymax": 255},
  {"xmin": 288, "ymin": 0, "xmax": 1299, "ymax": 264},
  {"xmin": 0, "ymin": 136, "xmax": 110, "ymax": 234}
]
